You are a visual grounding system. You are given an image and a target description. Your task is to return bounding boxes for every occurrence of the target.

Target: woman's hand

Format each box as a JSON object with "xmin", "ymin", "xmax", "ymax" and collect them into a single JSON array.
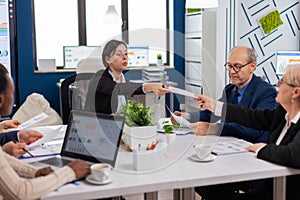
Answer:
[
  {"xmin": 0, "ymin": 120, "xmax": 21, "ymax": 133},
  {"xmin": 144, "ymin": 83, "xmax": 169, "ymax": 96},
  {"xmin": 193, "ymin": 94, "xmax": 218, "ymax": 113},
  {"xmin": 247, "ymin": 143, "xmax": 267, "ymax": 153},
  {"xmin": 2, "ymin": 141, "xmax": 28, "ymax": 158}
]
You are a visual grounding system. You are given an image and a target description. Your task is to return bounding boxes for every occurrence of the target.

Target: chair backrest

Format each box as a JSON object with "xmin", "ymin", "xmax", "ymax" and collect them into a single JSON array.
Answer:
[
  {"xmin": 60, "ymin": 73, "xmax": 95, "ymax": 124},
  {"xmin": 76, "ymin": 58, "xmax": 105, "ymax": 73}
]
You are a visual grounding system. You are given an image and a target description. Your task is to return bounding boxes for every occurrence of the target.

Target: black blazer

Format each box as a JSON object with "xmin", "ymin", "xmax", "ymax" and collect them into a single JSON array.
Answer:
[
  {"xmin": 84, "ymin": 68, "xmax": 144, "ymax": 114},
  {"xmin": 0, "ymin": 131, "xmax": 18, "ymax": 145},
  {"xmin": 223, "ymin": 105, "xmax": 300, "ymax": 199}
]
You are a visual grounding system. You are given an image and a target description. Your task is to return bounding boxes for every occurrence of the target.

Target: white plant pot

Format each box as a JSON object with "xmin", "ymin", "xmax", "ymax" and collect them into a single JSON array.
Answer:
[
  {"xmin": 156, "ymin": 59, "xmax": 163, "ymax": 67},
  {"xmin": 165, "ymin": 133, "xmax": 176, "ymax": 144},
  {"xmin": 123, "ymin": 125, "xmax": 157, "ymax": 149}
]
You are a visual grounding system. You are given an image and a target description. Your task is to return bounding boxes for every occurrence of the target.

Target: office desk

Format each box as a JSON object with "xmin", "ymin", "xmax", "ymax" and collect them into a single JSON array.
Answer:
[{"xmin": 37, "ymin": 131, "xmax": 300, "ymax": 200}]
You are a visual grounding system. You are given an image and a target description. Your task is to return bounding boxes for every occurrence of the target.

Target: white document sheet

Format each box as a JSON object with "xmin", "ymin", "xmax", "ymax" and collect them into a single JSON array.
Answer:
[
  {"xmin": 165, "ymin": 106, "xmax": 191, "ymax": 127},
  {"xmin": 168, "ymin": 86, "xmax": 198, "ymax": 98},
  {"xmin": 29, "ymin": 126, "xmax": 64, "ymax": 147},
  {"xmin": 9, "ymin": 112, "xmax": 49, "ymax": 131}
]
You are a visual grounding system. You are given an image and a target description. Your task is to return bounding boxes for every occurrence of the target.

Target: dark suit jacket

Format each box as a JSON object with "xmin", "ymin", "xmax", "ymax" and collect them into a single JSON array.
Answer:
[
  {"xmin": 190, "ymin": 75, "xmax": 277, "ymax": 143},
  {"xmin": 84, "ymin": 68, "xmax": 144, "ymax": 114},
  {"xmin": 0, "ymin": 131, "xmax": 18, "ymax": 145},
  {"xmin": 223, "ymin": 105, "xmax": 300, "ymax": 199}
]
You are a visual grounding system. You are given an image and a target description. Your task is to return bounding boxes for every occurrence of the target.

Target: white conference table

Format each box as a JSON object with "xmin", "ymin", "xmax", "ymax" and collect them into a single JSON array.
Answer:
[{"xmin": 27, "ymin": 126, "xmax": 300, "ymax": 200}]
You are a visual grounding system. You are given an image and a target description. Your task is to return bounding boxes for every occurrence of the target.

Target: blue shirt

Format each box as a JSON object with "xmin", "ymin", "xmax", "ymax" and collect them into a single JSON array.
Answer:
[{"xmin": 235, "ymin": 81, "xmax": 250, "ymax": 104}]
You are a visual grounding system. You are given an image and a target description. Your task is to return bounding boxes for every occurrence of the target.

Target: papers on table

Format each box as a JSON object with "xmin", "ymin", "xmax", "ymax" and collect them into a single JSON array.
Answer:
[
  {"xmin": 212, "ymin": 139, "xmax": 253, "ymax": 155},
  {"xmin": 167, "ymin": 86, "xmax": 198, "ymax": 98},
  {"xmin": 28, "ymin": 126, "xmax": 63, "ymax": 147},
  {"xmin": 21, "ymin": 125, "xmax": 66, "ymax": 159},
  {"xmin": 22, "ymin": 142, "xmax": 62, "ymax": 158},
  {"xmin": 9, "ymin": 112, "xmax": 49, "ymax": 131}
]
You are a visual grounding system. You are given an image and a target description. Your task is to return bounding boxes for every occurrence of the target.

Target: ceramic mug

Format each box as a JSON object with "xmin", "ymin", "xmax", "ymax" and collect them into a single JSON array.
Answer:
[
  {"xmin": 90, "ymin": 163, "xmax": 112, "ymax": 181},
  {"xmin": 194, "ymin": 144, "xmax": 213, "ymax": 159}
]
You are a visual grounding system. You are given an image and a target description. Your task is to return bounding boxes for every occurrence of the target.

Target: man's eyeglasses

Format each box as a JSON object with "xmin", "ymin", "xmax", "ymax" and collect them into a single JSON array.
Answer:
[
  {"xmin": 224, "ymin": 62, "xmax": 252, "ymax": 72},
  {"xmin": 277, "ymin": 78, "xmax": 298, "ymax": 87}
]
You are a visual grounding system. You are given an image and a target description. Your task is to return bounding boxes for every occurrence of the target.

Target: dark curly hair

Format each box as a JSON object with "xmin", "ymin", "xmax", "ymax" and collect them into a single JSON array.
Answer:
[{"xmin": 0, "ymin": 63, "xmax": 9, "ymax": 94}]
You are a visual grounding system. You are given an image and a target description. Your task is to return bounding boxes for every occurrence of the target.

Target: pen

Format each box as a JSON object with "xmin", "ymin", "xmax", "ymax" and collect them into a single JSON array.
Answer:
[
  {"xmin": 158, "ymin": 85, "xmax": 165, "ymax": 100},
  {"xmin": 13, "ymin": 141, "xmax": 36, "ymax": 158}
]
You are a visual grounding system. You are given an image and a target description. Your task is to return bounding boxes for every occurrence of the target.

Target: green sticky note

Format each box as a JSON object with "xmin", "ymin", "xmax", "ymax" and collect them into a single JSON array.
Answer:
[{"xmin": 259, "ymin": 10, "xmax": 283, "ymax": 34}]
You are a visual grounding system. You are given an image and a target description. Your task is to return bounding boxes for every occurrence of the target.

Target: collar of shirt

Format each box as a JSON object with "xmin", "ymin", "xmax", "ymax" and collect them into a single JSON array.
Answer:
[
  {"xmin": 234, "ymin": 81, "xmax": 250, "ymax": 97},
  {"xmin": 108, "ymin": 70, "xmax": 126, "ymax": 83},
  {"xmin": 285, "ymin": 111, "xmax": 300, "ymax": 127}
]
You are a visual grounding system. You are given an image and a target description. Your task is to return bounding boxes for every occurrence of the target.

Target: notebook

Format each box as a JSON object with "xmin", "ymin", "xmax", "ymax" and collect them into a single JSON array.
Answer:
[{"xmin": 33, "ymin": 110, "xmax": 125, "ymax": 168}]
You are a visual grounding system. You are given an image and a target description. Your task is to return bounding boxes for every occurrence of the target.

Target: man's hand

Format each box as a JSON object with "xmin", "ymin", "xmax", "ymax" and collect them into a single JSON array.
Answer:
[
  {"xmin": 193, "ymin": 94, "xmax": 218, "ymax": 113},
  {"xmin": 0, "ymin": 120, "xmax": 21, "ymax": 133},
  {"xmin": 35, "ymin": 166, "xmax": 54, "ymax": 177},
  {"xmin": 190, "ymin": 122, "xmax": 218, "ymax": 136},
  {"xmin": 18, "ymin": 130, "xmax": 43, "ymax": 144},
  {"xmin": 2, "ymin": 141, "xmax": 28, "ymax": 158},
  {"xmin": 170, "ymin": 111, "xmax": 190, "ymax": 124},
  {"xmin": 68, "ymin": 159, "xmax": 91, "ymax": 178}
]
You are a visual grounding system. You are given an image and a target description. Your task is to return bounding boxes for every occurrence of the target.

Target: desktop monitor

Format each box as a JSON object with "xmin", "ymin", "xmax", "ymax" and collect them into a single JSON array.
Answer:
[
  {"xmin": 276, "ymin": 51, "xmax": 300, "ymax": 75},
  {"xmin": 127, "ymin": 46, "xmax": 149, "ymax": 67},
  {"xmin": 64, "ymin": 46, "xmax": 101, "ymax": 69}
]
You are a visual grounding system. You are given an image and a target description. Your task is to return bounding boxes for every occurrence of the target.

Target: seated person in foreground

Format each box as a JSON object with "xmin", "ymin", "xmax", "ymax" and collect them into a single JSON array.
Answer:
[
  {"xmin": 0, "ymin": 63, "xmax": 91, "ymax": 199},
  {"xmin": 85, "ymin": 39, "xmax": 168, "ymax": 114},
  {"xmin": 0, "ymin": 64, "xmax": 43, "ymax": 158},
  {"xmin": 194, "ymin": 64, "xmax": 300, "ymax": 200},
  {"xmin": 173, "ymin": 46, "xmax": 277, "ymax": 143}
]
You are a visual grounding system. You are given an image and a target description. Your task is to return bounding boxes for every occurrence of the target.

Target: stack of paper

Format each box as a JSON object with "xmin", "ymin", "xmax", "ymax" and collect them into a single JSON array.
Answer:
[{"xmin": 212, "ymin": 140, "xmax": 253, "ymax": 155}]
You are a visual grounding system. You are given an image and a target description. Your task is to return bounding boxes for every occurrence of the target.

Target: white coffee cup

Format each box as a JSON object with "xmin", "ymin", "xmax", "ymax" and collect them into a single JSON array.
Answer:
[
  {"xmin": 90, "ymin": 163, "xmax": 112, "ymax": 181},
  {"xmin": 194, "ymin": 144, "xmax": 213, "ymax": 159}
]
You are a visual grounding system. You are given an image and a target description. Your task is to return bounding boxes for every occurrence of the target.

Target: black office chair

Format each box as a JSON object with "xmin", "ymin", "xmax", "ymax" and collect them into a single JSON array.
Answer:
[{"xmin": 60, "ymin": 73, "xmax": 95, "ymax": 124}]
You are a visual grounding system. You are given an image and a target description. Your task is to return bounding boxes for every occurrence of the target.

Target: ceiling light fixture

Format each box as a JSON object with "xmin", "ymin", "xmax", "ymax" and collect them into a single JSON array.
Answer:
[{"xmin": 103, "ymin": 5, "xmax": 122, "ymax": 25}]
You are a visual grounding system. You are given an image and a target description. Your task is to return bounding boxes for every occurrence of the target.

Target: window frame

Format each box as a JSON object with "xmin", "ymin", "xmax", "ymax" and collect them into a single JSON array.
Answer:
[{"xmin": 32, "ymin": 0, "xmax": 170, "ymax": 69}]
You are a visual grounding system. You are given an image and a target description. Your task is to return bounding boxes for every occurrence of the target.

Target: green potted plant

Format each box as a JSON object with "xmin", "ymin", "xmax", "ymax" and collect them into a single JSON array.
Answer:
[
  {"xmin": 162, "ymin": 121, "xmax": 179, "ymax": 144},
  {"xmin": 162, "ymin": 120, "xmax": 179, "ymax": 133},
  {"xmin": 156, "ymin": 53, "xmax": 163, "ymax": 66},
  {"xmin": 120, "ymin": 100, "xmax": 157, "ymax": 149}
]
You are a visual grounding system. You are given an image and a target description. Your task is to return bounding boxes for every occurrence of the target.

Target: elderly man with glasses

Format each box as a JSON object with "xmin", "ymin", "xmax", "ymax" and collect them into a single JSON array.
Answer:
[{"xmin": 173, "ymin": 46, "xmax": 278, "ymax": 143}]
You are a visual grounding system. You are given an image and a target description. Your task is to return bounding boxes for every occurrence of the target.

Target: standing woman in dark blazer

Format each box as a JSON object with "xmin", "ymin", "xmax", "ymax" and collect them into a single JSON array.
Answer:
[
  {"xmin": 195, "ymin": 64, "xmax": 300, "ymax": 200},
  {"xmin": 85, "ymin": 39, "xmax": 167, "ymax": 114}
]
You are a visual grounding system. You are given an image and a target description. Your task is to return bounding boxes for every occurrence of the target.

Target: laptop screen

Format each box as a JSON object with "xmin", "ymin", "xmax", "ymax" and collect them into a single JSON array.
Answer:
[{"xmin": 61, "ymin": 111, "xmax": 125, "ymax": 166}]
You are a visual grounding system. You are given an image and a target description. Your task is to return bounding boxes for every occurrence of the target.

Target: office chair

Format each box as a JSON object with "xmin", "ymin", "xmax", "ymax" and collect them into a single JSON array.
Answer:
[
  {"xmin": 60, "ymin": 73, "xmax": 95, "ymax": 124},
  {"xmin": 76, "ymin": 58, "xmax": 104, "ymax": 73}
]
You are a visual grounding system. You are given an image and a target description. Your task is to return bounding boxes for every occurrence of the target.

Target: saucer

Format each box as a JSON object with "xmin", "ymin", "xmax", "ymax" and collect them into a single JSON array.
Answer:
[
  {"xmin": 189, "ymin": 154, "xmax": 216, "ymax": 162},
  {"xmin": 86, "ymin": 175, "xmax": 113, "ymax": 185}
]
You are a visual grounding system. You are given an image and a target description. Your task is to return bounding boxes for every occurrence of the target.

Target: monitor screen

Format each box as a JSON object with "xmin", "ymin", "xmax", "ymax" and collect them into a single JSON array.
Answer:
[
  {"xmin": 127, "ymin": 46, "xmax": 149, "ymax": 67},
  {"xmin": 64, "ymin": 46, "xmax": 101, "ymax": 69},
  {"xmin": 276, "ymin": 51, "xmax": 300, "ymax": 75},
  {"xmin": 0, "ymin": 0, "xmax": 17, "ymax": 76}
]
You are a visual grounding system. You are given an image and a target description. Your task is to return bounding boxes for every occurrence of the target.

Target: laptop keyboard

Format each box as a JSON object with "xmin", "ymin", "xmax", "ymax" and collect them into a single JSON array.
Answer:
[{"xmin": 39, "ymin": 157, "xmax": 72, "ymax": 168}]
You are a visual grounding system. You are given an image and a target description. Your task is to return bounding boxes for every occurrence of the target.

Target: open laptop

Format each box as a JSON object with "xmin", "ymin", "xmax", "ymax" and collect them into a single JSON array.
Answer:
[{"xmin": 33, "ymin": 110, "xmax": 125, "ymax": 168}]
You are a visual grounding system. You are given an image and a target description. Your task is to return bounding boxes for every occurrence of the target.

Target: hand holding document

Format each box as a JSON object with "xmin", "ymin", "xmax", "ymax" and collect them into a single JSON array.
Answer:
[
  {"xmin": 167, "ymin": 86, "xmax": 198, "ymax": 98},
  {"xmin": 165, "ymin": 106, "xmax": 191, "ymax": 127},
  {"xmin": 9, "ymin": 112, "xmax": 49, "ymax": 131},
  {"xmin": 28, "ymin": 126, "xmax": 63, "ymax": 147}
]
